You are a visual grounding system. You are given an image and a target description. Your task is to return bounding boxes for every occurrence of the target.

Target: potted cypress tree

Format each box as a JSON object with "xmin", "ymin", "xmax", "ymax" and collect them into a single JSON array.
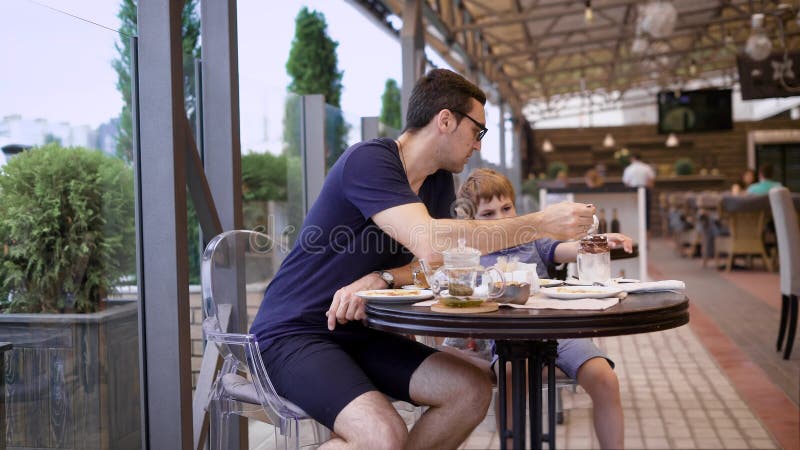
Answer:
[{"xmin": 0, "ymin": 144, "xmax": 140, "ymax": 450}]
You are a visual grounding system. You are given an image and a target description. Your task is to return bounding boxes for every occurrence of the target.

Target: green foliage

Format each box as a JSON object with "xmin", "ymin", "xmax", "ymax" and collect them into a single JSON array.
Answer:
[
  {"xmin": 674, "ymin": 158, "xmax": 695, "ymax": 176},
  {"xmin": 286, "ymin": 8, "xmax": 343, "ymax": 107},
  {"xmin": 0, "ymin": 144, "xmax": 135, "ymax": 313},
  {"xmin": 112, "ymin": 0, "xmax": 201, "ymax": 163},
  {"xmin": 284, "ymin": 7, "xmax": 350, "ymax": 168},
  {"xmin": 546, "ymin": 161, "xmax": 568, "ymax": 180},
  {"xmin": 613, "ymin": 147, "xmax": 631, "ymax": 167},
  {"xmin": 380, "ymin": 79, "xmax": 402, "ymax": 130},
  {"xmin": 241, "ymin": 152, "xmax": 288, "ymax": 201},
  {"xmin": 521, "ymin": 177, "xmax": 539, "ymax": 196}
]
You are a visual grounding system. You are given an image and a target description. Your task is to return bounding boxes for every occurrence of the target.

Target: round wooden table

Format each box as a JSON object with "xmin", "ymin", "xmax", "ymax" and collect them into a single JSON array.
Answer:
[{"xmin": 366, "ymin": 291, "xmax": 689, "ymax": 450}]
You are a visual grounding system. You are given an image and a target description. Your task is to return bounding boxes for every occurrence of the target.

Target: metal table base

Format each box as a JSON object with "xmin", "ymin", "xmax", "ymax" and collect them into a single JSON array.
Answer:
[{"xmin": 496, "ymin": 340, "xmax": 559, "ymax": 450}]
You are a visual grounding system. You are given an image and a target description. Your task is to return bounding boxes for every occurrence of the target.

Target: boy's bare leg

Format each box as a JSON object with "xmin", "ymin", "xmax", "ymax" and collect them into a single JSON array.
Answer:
[
  {"xmin": 407, "ymin": 352, "xmax": 493, "ymax": 449},
  {"xmin": 577, "ymin": 357, "xmax": 624, "ymax": 449}
]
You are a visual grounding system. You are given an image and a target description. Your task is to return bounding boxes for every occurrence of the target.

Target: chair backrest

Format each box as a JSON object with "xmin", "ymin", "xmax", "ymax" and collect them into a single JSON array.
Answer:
[
  {"xmin": 201, "ymin": 230, "xmax": 304, "ymax": 424},
  {"xmin": 768, "ymin": 188, "xmax": 800, "ymax": 295},
  {"xmin": 719, "ymin": 194, "xmax": 771, "ymax": 242}
]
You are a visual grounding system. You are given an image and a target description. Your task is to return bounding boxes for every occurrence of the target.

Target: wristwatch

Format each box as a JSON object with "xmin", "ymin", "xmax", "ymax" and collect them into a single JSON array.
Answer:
[{"xmin": 373, "ymin": 270, "xmax": 395, "ymax": 289}]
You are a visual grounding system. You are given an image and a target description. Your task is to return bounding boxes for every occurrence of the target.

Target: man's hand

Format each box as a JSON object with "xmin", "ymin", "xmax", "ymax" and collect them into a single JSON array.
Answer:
[
  {"xmin": 326, "ymin": 272, "xmax": 386, "ymax": 331},
  {"xmin": 604, "ymin": 233, "xmax": 634, "ymax": 253},
  {"xmin": 536, "ymin": 202, "xmax": 596, "ymax": 241}
]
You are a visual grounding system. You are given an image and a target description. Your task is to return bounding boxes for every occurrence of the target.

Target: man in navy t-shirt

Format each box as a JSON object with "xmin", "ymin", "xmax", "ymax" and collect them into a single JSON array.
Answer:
[{"xmin": 250, "ymin": 69, "xmax": 596, "ymax": 449}]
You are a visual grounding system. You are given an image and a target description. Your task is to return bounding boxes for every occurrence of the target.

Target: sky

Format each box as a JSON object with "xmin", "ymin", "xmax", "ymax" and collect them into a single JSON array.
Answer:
[{"xmin": 0, "ymin": 0, "xmax": 506, "ymax": 164}]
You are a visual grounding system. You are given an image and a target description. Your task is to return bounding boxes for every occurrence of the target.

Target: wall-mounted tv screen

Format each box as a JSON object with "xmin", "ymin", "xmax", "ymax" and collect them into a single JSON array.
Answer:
[{"xmin": 657, "ymin": 89, "xmax": 733, "ymax": 134}]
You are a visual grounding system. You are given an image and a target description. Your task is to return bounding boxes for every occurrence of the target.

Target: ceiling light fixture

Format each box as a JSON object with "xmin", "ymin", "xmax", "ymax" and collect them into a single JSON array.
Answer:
[
  {"xmin": 603, "ymin": 133, "xmax": 615, "ymax": 148},
  {"xmin": 584, "ymin": 1, "xmax": 594, "ymax": 25},
  {"xmin": 665, "ymin": 133, "xmax": 679, "ymax": 147},
  {"xmin": 542, "ymin": 139, "xmax": 554, "ymax": 153},
  {"xmin": 638, "ymin": 1, "xmax": 678, "ymax": 39},
  {"xmin": 745, "ymin": 13, "xmax": 773, "ymax": 61}
]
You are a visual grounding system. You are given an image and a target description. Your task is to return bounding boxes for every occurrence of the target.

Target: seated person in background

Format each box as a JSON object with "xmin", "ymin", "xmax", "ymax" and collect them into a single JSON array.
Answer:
[
  {"xmin": 746, "ymin": 163, "xmax": 782, "ymax": 195},
  {"xmin": 584, "ymin": 168, "xmax": 605, "ymax": 188},
  {"xmin": 731, "ymin": 168, "xmax": 755, "ymax": 195},
  {"xmin": 444, "ymin": 168, "xmax": 631, "ymax": 449}
]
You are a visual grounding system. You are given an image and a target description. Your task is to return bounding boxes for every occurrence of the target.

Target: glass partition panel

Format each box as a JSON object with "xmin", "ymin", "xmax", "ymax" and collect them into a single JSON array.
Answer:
[
  {"xmin": 325, "ymin": 103, "xmax": 353, "ymax": 171},
  {"xmin": 379, "ymin": 121, "xmax": 401, "ymax": 139},
  {"xmin": 0, "ymin": 1, "xmax": 141, "ymax": 449}
]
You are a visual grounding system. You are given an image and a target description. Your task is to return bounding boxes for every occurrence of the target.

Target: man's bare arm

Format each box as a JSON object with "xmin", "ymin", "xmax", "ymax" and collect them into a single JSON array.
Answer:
[{"xmin": 371, "ymin": 201, "xmax": 596, "ymax": 263}]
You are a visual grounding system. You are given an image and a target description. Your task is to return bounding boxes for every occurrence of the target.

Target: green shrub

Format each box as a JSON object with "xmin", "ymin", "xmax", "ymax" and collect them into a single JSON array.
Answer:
[
  {"xmin": 674, "ymin": 158, "xmax": 695, "ymax": 176},
  {"xmin": 241, "ymin": 152, "xmax": 288, "ymax": 202},
  {"xmin": 546, "ymin": 161, "xmax": 568, "ymax": 180},
  {"xmin": 521, "ymin": 177, "xmax": 539, "ymax": 196},
  {"xmin": 0, "ymin": 144, "xmax": 135, "ymax": 313}
]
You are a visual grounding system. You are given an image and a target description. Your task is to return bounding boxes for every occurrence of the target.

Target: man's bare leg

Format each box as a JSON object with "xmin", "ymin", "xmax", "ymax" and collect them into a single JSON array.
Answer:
[
  {"xmin": 406, "ymin": 351, "xmax": 493, "ymax": 450},
  {"xmin": 576, "ymin": 357, "xmax": 624, "ymax": 449},
  {"xmin": 320, "ymin": 391, "xmax": 408, "ymax": 450}
]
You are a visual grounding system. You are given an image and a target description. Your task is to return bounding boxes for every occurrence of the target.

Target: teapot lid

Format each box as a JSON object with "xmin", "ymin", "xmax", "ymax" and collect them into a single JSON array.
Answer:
[{"xmin": 442, "ymin": 238, "xmax": 481, "ymax": 266}]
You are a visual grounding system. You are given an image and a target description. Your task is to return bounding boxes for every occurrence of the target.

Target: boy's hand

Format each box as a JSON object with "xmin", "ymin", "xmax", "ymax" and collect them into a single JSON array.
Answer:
[{"xmin": 604, "ymin": 233, "xmax": 633, "ymax": 253}]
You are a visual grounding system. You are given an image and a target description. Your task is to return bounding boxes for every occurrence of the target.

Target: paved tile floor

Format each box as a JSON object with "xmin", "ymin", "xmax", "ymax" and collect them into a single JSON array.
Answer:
[
  {"xmin": 248, "ymin": 325, "xmax": 778, "ymax": 449},
  {"xmin": 247, "ymin": 238, "xmax": 797, "ymax": 449}
]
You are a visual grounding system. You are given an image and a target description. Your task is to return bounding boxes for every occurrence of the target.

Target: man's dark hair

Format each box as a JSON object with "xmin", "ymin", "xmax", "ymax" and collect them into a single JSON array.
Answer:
[
  {"xmin": 759, "ymin": 163, "xmax": 773, "ymax": 179},
  {"xmin": 631, "ymin": 153, "xmax": 642, "ymax": 160},
  {"xmin": 404, "ymin": 69, "xmax": 486, "ymax": 132}
]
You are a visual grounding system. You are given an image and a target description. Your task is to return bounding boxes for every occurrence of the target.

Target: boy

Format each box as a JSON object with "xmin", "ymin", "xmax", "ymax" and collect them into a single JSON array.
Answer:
[{"xmin": 450, "ymin": 168, "xmax": 628, "ymax": 449}]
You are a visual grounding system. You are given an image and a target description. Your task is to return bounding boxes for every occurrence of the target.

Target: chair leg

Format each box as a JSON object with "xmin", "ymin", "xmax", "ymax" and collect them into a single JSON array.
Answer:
[
  {"xmin": 778, "ymin": 294, "xmax": 789, "ymax": 351},
  {"xmin": 278, "ymin": 417, "xmax": 300, "ymax": 450},
  {"xmin": 209, "ymin": 398, "xmax": 230, "ymax": 450},
  {"xmin": 783, "ymin": 294, "xmax": 798, "ymax": 360},
  {"xmin": 555, "ymin": 386, "xmax": 565, "ymax": 425},
  {"xmin": 762, "ymin": 251, "xmax": 774, "ymax": 272}
]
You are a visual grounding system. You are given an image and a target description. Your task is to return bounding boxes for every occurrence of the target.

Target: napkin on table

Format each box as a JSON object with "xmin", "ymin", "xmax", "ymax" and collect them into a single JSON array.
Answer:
[
  {"xmin": 614, "ymin": 280, "xmax": 685, "ymax": 293},
  {"xmin": 413, "ymin": 299, "xmax": 438, "ymax": 307},
  {"xmin": 508, "ymin": 293, "xmax": 620, "ymax": 310}
]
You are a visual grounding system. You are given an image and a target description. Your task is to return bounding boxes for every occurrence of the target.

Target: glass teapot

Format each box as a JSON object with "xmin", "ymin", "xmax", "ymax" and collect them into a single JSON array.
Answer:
[{"xmin": 421, "ymin": 239, "xmax": 505, "ymax": 299}]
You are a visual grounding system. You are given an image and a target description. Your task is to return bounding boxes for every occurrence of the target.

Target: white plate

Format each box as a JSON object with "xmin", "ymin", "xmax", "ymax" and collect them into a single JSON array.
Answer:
[
  {"xmin": 356, "ymin": 289, "xmax": 434, "ymax": 302},
  {"xmin": 402, "ymin": 284, "xmax": 424, "ymax": 290},
  {"xmin": 537, "ymin": 278, "xmax": 564, "ymax": 287},
  {"xmin": 540, "ymin": 286, "xmax": 623, "ymax": 300}
]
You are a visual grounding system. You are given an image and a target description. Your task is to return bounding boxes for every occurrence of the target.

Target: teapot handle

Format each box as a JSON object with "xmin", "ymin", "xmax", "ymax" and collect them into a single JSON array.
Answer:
[{"xmin": 485, "ymin": 268, "xmax": 505, "ymax": 298}]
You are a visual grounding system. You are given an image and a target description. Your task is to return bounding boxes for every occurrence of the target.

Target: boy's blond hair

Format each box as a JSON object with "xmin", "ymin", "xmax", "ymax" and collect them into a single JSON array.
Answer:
[{"xmin": 456, "ymin": 169, "xmax": 516, "ymax": 219}]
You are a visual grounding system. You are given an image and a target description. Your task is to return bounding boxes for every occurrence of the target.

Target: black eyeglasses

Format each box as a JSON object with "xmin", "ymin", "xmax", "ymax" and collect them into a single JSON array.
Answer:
[{"xmin": 451, "ymin": 110, "xmax": 488, "ymax": 142}]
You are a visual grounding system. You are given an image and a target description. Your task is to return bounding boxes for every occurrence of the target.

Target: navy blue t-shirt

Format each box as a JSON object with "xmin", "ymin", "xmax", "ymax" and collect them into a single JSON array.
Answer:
[{"xmin": 250, "ymin": 138, "xmax": 455, "ymax": 348}]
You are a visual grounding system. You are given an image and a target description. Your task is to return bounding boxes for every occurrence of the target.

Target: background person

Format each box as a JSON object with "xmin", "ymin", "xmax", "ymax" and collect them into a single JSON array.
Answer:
[
  {"xmin": 731, "ymin": 168, "xmax": 756, "ymax": 195},
  {"xmin": 249, "ymin": 69, "xmax": 596, "ymax": 449},
  {"xmin": 746, "ymin": 163, "xmax": 782, "ymax": 194},
  {"xmin": 622, "ymin": 153, "xmax": 655, "ymax": 232}
]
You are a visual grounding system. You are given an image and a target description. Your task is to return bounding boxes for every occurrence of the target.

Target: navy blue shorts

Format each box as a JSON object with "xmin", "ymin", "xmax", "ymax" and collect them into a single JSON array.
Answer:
[{"xmin": 261, "ymin": 325, "xmax": 437, "ymax": 429}]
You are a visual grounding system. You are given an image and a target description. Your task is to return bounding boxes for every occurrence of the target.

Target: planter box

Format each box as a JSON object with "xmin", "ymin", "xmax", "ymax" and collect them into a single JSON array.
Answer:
[{"xmin": 0, "ymin": 302, "xmax": 140, "ymax": 450}]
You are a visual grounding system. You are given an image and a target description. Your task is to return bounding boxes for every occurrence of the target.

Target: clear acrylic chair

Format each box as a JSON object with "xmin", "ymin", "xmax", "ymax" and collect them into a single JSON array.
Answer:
[{"xmin": 201, "ymin": 230, "xmax": 329, "ymax": 449}]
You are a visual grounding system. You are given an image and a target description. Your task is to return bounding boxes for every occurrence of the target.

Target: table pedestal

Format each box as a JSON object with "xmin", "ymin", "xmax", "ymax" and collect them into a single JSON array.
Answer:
[{"xmin": 496, "ymin": 340, "xmax": 559, "ymax": 450}]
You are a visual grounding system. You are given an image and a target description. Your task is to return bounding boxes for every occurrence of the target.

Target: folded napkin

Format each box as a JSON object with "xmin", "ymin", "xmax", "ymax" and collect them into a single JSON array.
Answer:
[
  {"xmin": 508, "ymin": 293, "xmax": 620, "ymax": 310},
  {"xmin": 614, "ymin": 280, "xmax": 685, "ymax": 293},
  {"xmin": 413, "ymin": 299, "xmax": 438, "ymax": 307}
]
